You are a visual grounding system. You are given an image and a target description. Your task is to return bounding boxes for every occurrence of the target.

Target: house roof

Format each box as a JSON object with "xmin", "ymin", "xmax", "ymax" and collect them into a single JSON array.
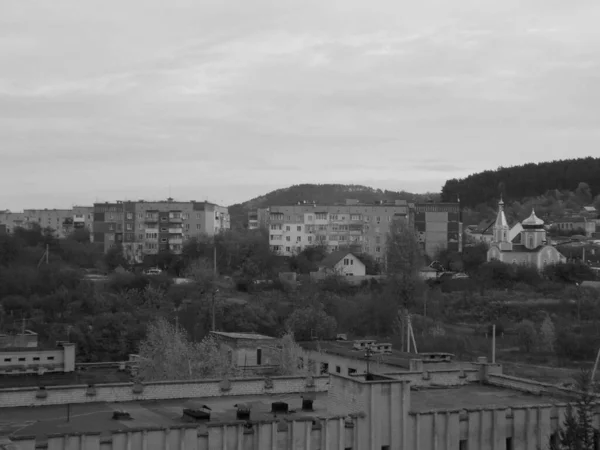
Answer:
[
  {"xmin": 318, "ymin": 251, "xmax": 361, "ymax": 268},
  {"xmin": 554, "ymin": 216, "xmax": 587, "ymax": 223}
]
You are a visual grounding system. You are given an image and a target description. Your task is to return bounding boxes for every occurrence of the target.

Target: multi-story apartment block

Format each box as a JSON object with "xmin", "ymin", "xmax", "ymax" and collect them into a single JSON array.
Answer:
[
  {"xmin": 264, "ymin": 199, "xmax": 411, "ymax": 263},
  {"xmin": 93, "ymin": 198, "xmax": 230, "ymax": 263},
  {"xmin": 72, "ymin": 206, "xmax": 95, "ymax": 235},
  {"xmin": 0, "ymin": 208, "xmax": 95, "ymax": 238},
  {"xmin": 414, "ymin": 202, "xmax": 462, "ymax": 255},
  {"xmin": 260, "ymin": 199, "xmax": 462, "ymax": 262}
]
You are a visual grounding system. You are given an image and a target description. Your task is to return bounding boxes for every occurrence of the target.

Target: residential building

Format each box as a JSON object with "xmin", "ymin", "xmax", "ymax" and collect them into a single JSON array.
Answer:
[
  {"xmin": 93, "ymin": 199, "xmax": 230, "ymax": 263},
  {"xmin": 488, "ymin": 199, "xmax": 566, "ymax": 269},
  {"xmin": 0, "ymin": 207, "xmax": 94, "ymax": 238},
  {"xmin": 414, "ymin": 202, "xmax": 462, "ymax": 256},
  {"xmin": 0, "ymin": 355, "xmax": 590, "ymax": 450},
  {"xmin": 316, "ymin": 250, "xmax": 366, "ymax": 277},
  {"xmin": 264, "ymin": 199, "xmax": 411, "ymax": 263},
  {"xmin": 261, "ymin": 200, "xmax": 461, "ymax": 262},
  {"xmin": 72, "ymin": 206, "xmax": 95, "ymax": 235},
  {"xmin": 551, "ymin": 216, "xmax": 596, "ymax": 237},
  {"xmin": 0, "ymin": 224, "xmax": 5, "ymax": 234},
  {"xmin": 247, "ymin": 211, "xmax": 259, "ymax": 229}
]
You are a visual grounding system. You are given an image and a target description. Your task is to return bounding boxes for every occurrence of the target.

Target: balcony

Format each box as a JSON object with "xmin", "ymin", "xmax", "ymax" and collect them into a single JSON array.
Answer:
[
  {"xmin": 168, "ymin": 216, "xmax": 183, "ymax": 223},
  {"xmin": 144, "ymin": 217, "xmax": 159, "ymax": 224},
  {"xmin": 169, "ymin": 237, "xmax": 183, "ymax": 245},
  {"xmin": 168, "ymin": 227, "xmax": 183, "ymax": 234}
]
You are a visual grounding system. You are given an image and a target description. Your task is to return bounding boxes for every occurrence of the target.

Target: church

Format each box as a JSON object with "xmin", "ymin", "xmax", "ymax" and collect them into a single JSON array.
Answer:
[{"xmin": 487, "ymin": 198, "xmax": 566, "ymax": 269}]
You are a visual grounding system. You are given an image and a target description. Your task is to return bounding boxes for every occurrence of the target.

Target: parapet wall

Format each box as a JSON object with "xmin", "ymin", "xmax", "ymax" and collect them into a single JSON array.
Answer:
[
  {"xmin": 383, "ymin": 363, "xmax": 503, "ymax": 387},
  {"xmin": 9, "ymin": 416, "xmax": 357, "ymax": 450},
  {"xmin": 0, "ymin": 375, "xmax": 329, "ymax": 408},
  {"xmin": 487, "ymin": 373, "xmax": 598, "ymax": 401}
]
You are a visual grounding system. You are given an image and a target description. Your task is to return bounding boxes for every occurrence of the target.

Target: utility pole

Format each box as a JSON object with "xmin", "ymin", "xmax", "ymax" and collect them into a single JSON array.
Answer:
[
  {"xmin": 213, "ymin": 242, "xmax": 217, "ymax": 276},
  {"xmin": 46, "ymin": 244, "xmax": 49, "ymax": 265},
  {"xmin": 492, "ymin": 324, "xmax": 496, "ymax": 364},
  {"xmin": 211, "ymin": 290, "xmax": 216, "ymax": 332}
]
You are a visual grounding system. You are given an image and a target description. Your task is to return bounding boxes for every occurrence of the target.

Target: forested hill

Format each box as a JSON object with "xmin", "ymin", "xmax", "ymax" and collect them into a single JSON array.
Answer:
[
  {"xmin": 229, "ymin": 184, "xmax": 439, "ymax": 228},
  {"xmin": 441, "ymin": 157, "xmax": 600, "ymax": 208}
]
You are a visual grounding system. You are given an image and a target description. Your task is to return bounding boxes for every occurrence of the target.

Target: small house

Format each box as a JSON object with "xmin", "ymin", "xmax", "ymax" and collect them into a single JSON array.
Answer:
[{"xmin": 317, "ymin": 251, "xmax": 366, "ymax": 277}]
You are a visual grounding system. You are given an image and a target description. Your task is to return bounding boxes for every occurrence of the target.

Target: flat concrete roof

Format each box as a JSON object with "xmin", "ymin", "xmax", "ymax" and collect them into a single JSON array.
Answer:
[
  {"xmin": 410, "ymin": 384, "xmax": 561, "ymax": 412},
  {"xmin": 300, "ymin": 341, "xmax": 412, "ymax": 369},
  {"xmin": 0, "ymin": 392, "xmax": 328, "ymax": 440}
]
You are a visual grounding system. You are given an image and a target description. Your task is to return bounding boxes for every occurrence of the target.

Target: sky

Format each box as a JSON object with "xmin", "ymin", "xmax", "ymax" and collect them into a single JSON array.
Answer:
[{"xmin": 1, "ymin": 0, "xmax": 599, "ymax": 210}]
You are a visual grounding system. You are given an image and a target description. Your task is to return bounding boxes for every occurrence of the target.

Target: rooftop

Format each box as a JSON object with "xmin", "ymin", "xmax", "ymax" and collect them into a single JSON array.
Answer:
[
  {"xmin": 210, "ymin": 332, "xmax": 275, "ymax": 341},
  {"xmin": 410, "ymin": 384, "xmax": 562, "ymax": 413},
  {"xmin": 300, "ymin": 340, "xmax": 412, "ymax": 369},
  {"xmin": 0, "ymin": 392, "xmax": 328, "ymax": 440}
]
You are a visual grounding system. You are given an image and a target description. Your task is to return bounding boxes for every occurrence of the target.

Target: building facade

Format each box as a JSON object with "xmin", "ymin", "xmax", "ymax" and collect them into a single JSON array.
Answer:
[
  {"xmin": 0, "ymin": 359, "xmax": 591, "ymax": 450},
  {"xmin": 93, "ymin": 199, "xmax": 230, "ymax": 263},
  {"xmin": 0, "ymin": 207, "xmax": 94, "ymax": 238},
  {"xmin": 264, "ymin": 200, "xmax": 411, "ymax": 263},
  {"xmin": 259, "ymin": 200, "xmax": 461, "ymax": 261}
]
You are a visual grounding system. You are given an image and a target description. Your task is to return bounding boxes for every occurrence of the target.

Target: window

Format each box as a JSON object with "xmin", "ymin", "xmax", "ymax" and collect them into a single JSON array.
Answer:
[
  {"xmin": 330, "ymin": 214, "xmax": 338, "ymax": 220},
  {"xmin": 376, "ymin": 216, "xmax": 381, "ymax": 223},
  {"xmin": 315, "ymin": 213, "xmax": 327, "ymax": 220},
  {"xmin": 160, "ymin": 227, "xmax": 167, "ymax": 232},
  {"xmin": 33, "ymin": 357, "xmax": 40, "ymax": 361},
  {"xmin": 108, "ymin": 224, "xmax": 114, "ymax": 231},
  {"xmin": 528, "ymin": 236, "xmax": 533, "ymax": 247},
  {"xmin": 307, "ymin": 215, "xmax": 313, "ymax": 221},
  {"xmin": 126, "ymin": 223, "xmax": 132, "ymax": 230},
  {"xmin": 196, "ymin": 213, "xmax": 202, "ymax": 219},
  {"xmin": 161, "ymin": 238, "xmax": 167, "ymax": 243},
  {"xmin": 336, "ymin": 366, "xmax": 341, "ymax": 373},
  {"xmin": 47, "ymin": 356, "xmax": 55, "ymax": 361},
  {"xmin": 3, "ymin": 358, "xmax": 11, "ymax": 362},
  {"xmin": 18, "ymin": 357, "xmax": 26, "ymax": 362},
  {"xmin": 185, "ymin": 224, "xmax": 190, "ymax": 230},
  {"xmin": 126, "ymin": 213, "xmax": 133, "ymax": 220},
  {"xmin": 459, "ymin": 440, "xmax": 467, "ymax": 450},
  {"xmin": 297, "ymin": 226, "xmax": 301, "ymax": 231},
  {"xmin": 286, "ymin": 246, "xmax": 291, "ymax": 252},
  {"xmin": 351, "ymin": 214, "xmax": 361, "ymax": 220},
  {"xmin": 506, "ymin": 437, "xmax": 513, "ymax": 450},
  {"xmin": 296, "ymin": 236, "xmax": 301, "ymax": 242},
  {"xmin": 138, "ymin": 224, "xmax": 143, "ymax": 230},
  {"xmin": 320, "ymin": 363, "xmax": 329, "ymax": 374},
  {"xmin": 376, "ymin": 246, "xmax": 381, "ymax": 253},
  {"xmin": 344, "ymin": 258, "xmax": 349, "ymax": 265},
  {"xmin": 348, "ymin": 368, "xmax": 357, "ymax": 375},
  {"xmin": 138, "ymin": 234, "xmax": 144, "ymax": 240},
  {"xmin": 286, "ymin": 236, "xmax": 291, "ymax": 241},
  {"xmin": 196, "ymin": 224, "xmax": 201, "ymax": 230},
  {"xmin": 376, "ymin": 236, "xmax": 381, "ymax": 244},
  {"xmin": 161, "ymin": 217, "xmax": 167, "ymax": 222}
]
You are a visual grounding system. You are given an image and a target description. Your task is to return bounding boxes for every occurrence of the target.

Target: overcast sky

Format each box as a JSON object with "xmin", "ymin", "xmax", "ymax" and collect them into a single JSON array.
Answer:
[{"xmin": 1, "ymin": 0, "xmax": 599, "ymax": 210}]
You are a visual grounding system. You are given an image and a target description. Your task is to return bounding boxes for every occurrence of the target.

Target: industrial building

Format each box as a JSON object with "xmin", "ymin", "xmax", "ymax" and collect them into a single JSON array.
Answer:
[{"xmin": 0, "ymin": 354, "xmax": 588, "ymax": 450}]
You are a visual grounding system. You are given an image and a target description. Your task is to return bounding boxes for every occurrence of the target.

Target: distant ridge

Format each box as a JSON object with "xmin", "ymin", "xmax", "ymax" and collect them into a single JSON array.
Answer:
[
  {"xmin": 228, "ymin": 183, "xmax": 439, "ymax": 228},
  {"xmin": 441, "ymin": 157, "xmax": 600, "ymax": 209}
]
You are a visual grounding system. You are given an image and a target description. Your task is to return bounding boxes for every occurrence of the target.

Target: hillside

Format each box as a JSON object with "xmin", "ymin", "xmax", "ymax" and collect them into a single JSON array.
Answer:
[
  {"xmin": 441, "ymin": 157, "xmax": 600, "ymax": 209},
  {"xmin": 229, "ymin": 184, "xmax": 439, "ymax": 228}
]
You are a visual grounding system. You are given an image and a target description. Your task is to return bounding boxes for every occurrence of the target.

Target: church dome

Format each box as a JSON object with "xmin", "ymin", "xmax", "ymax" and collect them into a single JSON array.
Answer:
[{"xmin": 522, "ymin": 209, "xmax": 544, "ymax": 228}]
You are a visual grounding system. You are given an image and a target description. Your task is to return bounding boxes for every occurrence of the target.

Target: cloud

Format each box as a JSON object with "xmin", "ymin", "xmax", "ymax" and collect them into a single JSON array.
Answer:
[{"xmin": 1, "ymin": 0, "xmax": 600, "ymax": 209}]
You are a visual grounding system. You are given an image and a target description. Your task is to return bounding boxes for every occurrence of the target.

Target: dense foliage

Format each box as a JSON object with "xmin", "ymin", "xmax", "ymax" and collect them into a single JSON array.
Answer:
[{"xmin": 441, "ymin": 157, "xmax": 600, "ymax": 209}]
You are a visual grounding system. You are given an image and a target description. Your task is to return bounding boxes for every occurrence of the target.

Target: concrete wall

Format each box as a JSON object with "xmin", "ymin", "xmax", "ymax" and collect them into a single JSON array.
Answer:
[
  {"xmin": 9, "ymin": 416, "xmax": 357, "ymax": 450},
  {"xmin": 0, "ymin": 343, "xmax": 75, "ymax": 375},
  {"xmin": 0, "ymin": 375, "xmax": 329, "ymax": 408}
]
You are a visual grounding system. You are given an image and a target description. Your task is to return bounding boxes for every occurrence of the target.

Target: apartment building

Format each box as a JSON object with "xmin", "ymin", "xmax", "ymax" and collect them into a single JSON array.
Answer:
[
  {"xmin": 0, "ymin": 208, "xmax": 95, "ymax": 238},
  {"xmin": 260, "ymin": 200, "xmax": 461, "ymax": 261},
  {"xmin": 93, "ymin": 199, "xmax": 230, "ymax": 263},
  {"xmin": 414, "ymin": 202, "xmax": 462, "ymax": 255},
  {"xmin": 264, "ymin": 200, "xmax": 410, "ymax": 263}
]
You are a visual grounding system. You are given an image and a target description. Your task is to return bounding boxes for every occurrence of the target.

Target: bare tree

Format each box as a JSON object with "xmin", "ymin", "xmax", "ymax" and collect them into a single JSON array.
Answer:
[{"xmin": 278, "ymin": 331, "xmax": 307, "ymax": 376}]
